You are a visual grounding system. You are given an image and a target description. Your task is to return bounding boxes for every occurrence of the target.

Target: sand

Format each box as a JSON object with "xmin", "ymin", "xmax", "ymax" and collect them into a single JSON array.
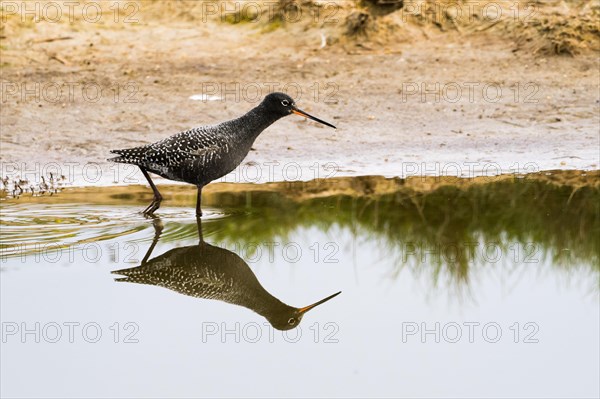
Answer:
[{"xmin": 1, "ymin": 0, "xmax": 598, "ymax": 187}]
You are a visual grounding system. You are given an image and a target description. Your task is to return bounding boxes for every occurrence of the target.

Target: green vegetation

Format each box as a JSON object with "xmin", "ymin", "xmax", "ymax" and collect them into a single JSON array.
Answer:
[
  {"xmin": 2, "ymin": 173, "xmax": 599, "ymax": 288},
  {"xmin": 204, "ymin": 177, "xmax": 600, "ymax": 285}
]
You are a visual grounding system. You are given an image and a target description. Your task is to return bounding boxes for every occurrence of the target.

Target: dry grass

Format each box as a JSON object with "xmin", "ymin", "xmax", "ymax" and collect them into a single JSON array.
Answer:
[
  {"xmin": 2, "ymin": 0, "xmax": 597, "ymax": 56},
  {"xmin": 340, "ymin": 0, "xmax": 599, "ymax": 55},
  {"xmin": 511, "ymin": 1, "xmax": 600, "ymax": 55}
]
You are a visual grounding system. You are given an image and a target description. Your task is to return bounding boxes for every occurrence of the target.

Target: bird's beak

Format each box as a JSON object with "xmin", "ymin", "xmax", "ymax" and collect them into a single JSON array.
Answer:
[
  {"xmin": 298, "ymin": 291, "xmax": 341, "ymax": 314},
  {"xmin": 291, "ymin": 106, "xmax": 336, "ymax": 129}
]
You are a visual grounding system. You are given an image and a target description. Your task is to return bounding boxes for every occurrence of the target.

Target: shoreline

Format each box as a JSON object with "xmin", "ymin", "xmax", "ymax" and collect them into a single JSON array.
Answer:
[
  {"xmin": 2, "ymin": 156, "xmax": 599, "ymax": 189},
  {"xmin": 2, "ymin": 169, "xmax": 598, "ymax": 202}
]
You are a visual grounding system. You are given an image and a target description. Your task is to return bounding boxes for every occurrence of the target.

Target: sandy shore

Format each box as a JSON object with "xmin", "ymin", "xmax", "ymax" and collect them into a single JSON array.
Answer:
[{"xmin": 1, "ymin": 1, "xmax": 598, "ymax": 187}]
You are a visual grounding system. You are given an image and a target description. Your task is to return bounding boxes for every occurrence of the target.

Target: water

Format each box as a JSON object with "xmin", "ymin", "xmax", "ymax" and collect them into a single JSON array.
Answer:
[{"xmin": 1, "ymin": 174, "xmax": 599, "ymax": 398}]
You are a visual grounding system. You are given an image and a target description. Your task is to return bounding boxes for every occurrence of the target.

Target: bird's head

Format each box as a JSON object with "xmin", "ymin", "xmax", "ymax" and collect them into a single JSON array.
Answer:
[
  {"xmin": 266, "ymin": 291, "xmax": 342, "ymax": 331},
  {"xmin": 261, "ymin": 92, "xmax": 336, "ymax": 129}
]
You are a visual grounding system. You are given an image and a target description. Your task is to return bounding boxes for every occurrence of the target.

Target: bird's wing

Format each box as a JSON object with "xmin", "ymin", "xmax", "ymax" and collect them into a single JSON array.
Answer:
[
  {"xmin": 177, "ymin": 144, "xmax": 221, "ymax": 158},
  {"xmin": 108, "ymin": 126, "xmax": 223, "ymax": 166},
  {"xmin": 113, "ymin": 266, "xmax": 232, "ymax": 300}
]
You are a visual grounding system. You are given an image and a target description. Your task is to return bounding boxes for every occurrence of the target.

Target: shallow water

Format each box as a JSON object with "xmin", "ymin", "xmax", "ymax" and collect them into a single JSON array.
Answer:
[{"xmin": 1, "ymin": 175, "xmax": 599, "ymax": 398}]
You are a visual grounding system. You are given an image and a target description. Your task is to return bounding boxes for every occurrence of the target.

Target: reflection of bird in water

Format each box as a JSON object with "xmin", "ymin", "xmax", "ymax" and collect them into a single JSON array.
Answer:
[{"xmin": 112, "ymin": 219, "xmax": 340, "ymax": 330}]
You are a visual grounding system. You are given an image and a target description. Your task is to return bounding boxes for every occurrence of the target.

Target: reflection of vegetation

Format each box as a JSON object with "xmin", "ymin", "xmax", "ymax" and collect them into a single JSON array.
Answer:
[
  {"xmin": 2, "ymin": 171, "xmax": 598, "ymax": 287},
  {"xmin": 204, "ymin": 176, "xmax": 599, "ymax": 286}
]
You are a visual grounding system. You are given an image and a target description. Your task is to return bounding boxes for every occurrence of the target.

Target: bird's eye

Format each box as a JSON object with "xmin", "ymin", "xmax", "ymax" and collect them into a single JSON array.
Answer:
[
  {"xmin": 281, "ymin": 100, "xmax": 289, "ymax": 106},
  {"xmin": 288, "ymin": 318, "xmax": 295, "ymax": 325}
]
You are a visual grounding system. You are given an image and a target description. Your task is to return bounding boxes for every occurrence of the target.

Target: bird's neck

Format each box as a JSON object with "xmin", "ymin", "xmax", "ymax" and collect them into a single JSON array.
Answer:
[
  {"xmin": 228, "ymin": 103, "xmax": 282, "ymax": 141},
  {"xmin": 235, "ymin": 287, "xmax": 293, "ymax": 323}
]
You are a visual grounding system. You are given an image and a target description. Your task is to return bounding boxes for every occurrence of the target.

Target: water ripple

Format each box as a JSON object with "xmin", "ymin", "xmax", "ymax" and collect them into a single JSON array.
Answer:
[{"xmin": 0, "ymin": 202, "xmax": 230, "ymax": 258}]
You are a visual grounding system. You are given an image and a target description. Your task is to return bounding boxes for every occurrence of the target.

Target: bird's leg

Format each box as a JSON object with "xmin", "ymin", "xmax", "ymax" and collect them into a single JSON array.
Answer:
[
  {"xmin": 196, "ymin": 186, "xmax": 203, "ymax": 217},
  {"xmin": 139, "ymin": 167, "xmax": 162, "ymax": 215},
  {"xmin": 196, "ymin": 217, "xmax": 204, "ymax": 244},
  {"xmin": 142, "ymin": 216, "xmax": 164, "ymax": 264}
]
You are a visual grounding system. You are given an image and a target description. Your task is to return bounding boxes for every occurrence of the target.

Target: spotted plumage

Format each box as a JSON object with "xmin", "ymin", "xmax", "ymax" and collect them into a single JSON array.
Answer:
[
  {"xmin": 108, "ymin": 92, "xmax": 336, "ymax": 216},
  {"xmin": 111, "ymin": 221, "xmax": 341, "ymax": 330}
]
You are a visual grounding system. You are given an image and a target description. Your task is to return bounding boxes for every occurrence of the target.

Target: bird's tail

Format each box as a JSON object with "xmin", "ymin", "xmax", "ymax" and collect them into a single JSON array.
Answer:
[
  {"xmin": 108, "ymin": 148, "xmax": 144, "ymax": 164},
  {"xmin": 111, "ymin": 267, "xmax": 138, "ymax": 276}
]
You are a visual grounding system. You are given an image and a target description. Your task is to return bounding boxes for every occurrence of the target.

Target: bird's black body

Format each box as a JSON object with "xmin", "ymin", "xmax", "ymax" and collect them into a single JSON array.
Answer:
[
  {"xmin": 109, "ymin": 103, "xmax": 281, "ymax": 187},
  {"xmin": 112, "ymin": 220, "xmax": 340, "ymax": 330},
  {"xmin": 108, "ymin": 93, "xmax": 336, "ymax": 216}
]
